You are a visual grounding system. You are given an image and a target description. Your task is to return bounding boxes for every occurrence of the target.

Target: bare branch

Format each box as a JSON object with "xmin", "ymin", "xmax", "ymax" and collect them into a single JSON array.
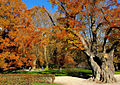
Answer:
[
  {"xmin": 58, "ymin": 0, "xmax": 69, "ymax": 16},
  {"xmin": 58, "ymin": 0, "xmax": 78, "ymax": 18},
  {"xmin": 102, "ymin": 27, "xmax": 120, "ymax": 52},
  {"xmin": 95, "ymin": 23, "xmax": 103, "ymax": 32},
  {"xmin": 106, "ymin": 41, "xmax": 119, "ymax": 53},
  {"xmin": 44, "ymin": 10, "xmax": 56, "ymax": 26},
  {"xmin": 100, "ymin": 8, "xmax": 110, "ymax": 24}
]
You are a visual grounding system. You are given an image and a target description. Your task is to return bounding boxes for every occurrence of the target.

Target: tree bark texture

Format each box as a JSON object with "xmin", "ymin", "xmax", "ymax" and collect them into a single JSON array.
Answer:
[{"xmin": 88, "ymin": 52, "xmax": 116, "ymax": 83}]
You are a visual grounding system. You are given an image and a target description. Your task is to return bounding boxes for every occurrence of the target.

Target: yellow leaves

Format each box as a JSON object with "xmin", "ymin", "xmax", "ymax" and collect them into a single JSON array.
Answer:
[
  {"xmin": 68, "ymin": 32, "xmax": 74, "ymax": 38},
  {"xmin": 69, "ymin": 41, "xmax": 83, "ymax": 50},
  {"xmin": 41, "ymin": 37, "xmax": 50, "ymax": 46},
  {"xmin": 113, "ymin": 56, "xmax": 120, "ymax": 63},
  {"xmin": 0, "ymin": 59, "xmax": 8, "ymax": 70},
  {"xmin": 14, "ymin": 37, "xmax": 19, "ymax": 42},
  {"xmin": 68, "ymin": 40, "xmax": 73, "ymax": 44},
  {"xmin": 65, "ymin": 48, "xmax": 67, "ymax": 51},
  {"xmin": 39, "ymin": 57, "xmax": 44, "ymax": 66}
]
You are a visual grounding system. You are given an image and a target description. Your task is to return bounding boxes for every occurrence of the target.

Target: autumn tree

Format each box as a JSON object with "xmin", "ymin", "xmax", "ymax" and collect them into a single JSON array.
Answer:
[
  {"xmin": 47, "ymin": 38, "xmax": 76, "ymax": 69},
  {"xmin": 28, "ymin": 6, "xmax": 65, "ymax": 69},
  {"xmin": 47, "ymin": 0, "xmax": 120, "ymax": 83},
  {"xmin": 0, "ymin": 0, "xmax": 36, "ymax": 71}
]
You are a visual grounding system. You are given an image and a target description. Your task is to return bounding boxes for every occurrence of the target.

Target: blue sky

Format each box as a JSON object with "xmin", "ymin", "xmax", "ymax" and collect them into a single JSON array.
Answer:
[
  {"xmin": 22, "ymin": 0, "xmax": 120, "ymax": 13},
  {"xmin": 22, "ymin": 0, "xmax": 57, "ymax": 13}
]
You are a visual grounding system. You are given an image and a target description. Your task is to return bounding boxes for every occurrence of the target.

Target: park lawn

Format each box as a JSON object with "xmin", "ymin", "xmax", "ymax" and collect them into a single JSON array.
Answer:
[
  {"xmin": 2, "ymin": 70, "xmax": 120, "ymax": 85},
  {"xmin": 10, "ymin": 69, "xmax": 120, "ymax": 78},
  {"xmin": 10, "ymin": 69, "xmax": 92, "ymax": 78},
  {"xmin": 115, "ymin": 71, "xmax": 120, "ymax": 74}
]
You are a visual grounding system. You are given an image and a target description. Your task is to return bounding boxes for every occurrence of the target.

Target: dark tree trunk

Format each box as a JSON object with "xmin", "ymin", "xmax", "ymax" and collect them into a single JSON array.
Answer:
[{"xmin": 88, "ymin": 51, "xmax": 116, "ymax": 83}]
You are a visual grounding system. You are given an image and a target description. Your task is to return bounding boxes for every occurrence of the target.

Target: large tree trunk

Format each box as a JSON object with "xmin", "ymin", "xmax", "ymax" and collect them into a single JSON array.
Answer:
[
  {"xmin": 100, "ymin": 52, "xmax": 116, "ymax": 83},
  {"xmin": 88, "ymin": 51, "xmax": 116, "ymax": 83},
  {"xmin": 88, "ymin": 56, "xmax": 101, "ymax": 81}
]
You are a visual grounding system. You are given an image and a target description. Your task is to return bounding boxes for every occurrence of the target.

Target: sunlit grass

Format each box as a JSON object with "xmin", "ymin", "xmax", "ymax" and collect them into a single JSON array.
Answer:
[
  {"xmin": 115, "ymin": 71, "xmax": 120, "ymax": 74},
  {"xmin": 11, "ymin": 69, "xmax": 120, "ymax": 76}
]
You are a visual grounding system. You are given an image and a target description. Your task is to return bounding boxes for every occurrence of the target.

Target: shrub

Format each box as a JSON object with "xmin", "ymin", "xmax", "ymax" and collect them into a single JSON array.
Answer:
[{"xmin": 0, "ymin": 74, "xmax": 55, "ymax": 85}]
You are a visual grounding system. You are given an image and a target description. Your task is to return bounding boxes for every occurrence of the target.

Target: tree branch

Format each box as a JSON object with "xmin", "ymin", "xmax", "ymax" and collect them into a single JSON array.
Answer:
[
  {"xmin": 95, "ymin": 23, "xmax": 103, "ymax": 32},
  {"xmin": 44, "ymin": 10, "xmax": 56, "ymax": 26},
  {"xmin": 58, "ymin": 0, "xmax": 78, "ymax": 19},
  {"xmin": 58, "ymin": 0, "xmax": 69, "ymax": 16},
  {"xmin": 100, "ymin": 8, "xmax": 110, "ymax": 24},
  {"xmin": 65, "ymin": 28, "xmax": 89, "ymax": 50},
  {"xmin": 102, "ymin": 27, "xmax": 120, "ymax": 52},
  {"xmin": 106, "ymin": 41, "xmax": 119, "ymax": 53}
]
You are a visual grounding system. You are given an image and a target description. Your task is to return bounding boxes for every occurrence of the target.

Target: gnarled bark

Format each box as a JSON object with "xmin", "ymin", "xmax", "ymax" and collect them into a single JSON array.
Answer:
[
  {"xmin": 89, "ymin": 56, "xmax": 101, "ymax": 81},
  {"xmin": 100, "ymin": 52, "xmax": 116, "ymax": 83},
  {"xmin": 88, "ymin": 51, "xmax": 116, "ymax": 83}
]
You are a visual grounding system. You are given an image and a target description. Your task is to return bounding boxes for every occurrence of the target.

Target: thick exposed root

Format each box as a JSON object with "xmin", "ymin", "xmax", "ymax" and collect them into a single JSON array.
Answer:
[
  {"xmin": 100, "ymin": 73, "xmax": 117, "ymax": 83},
  {"xmin": 88, "ymin": 74, "xmax": 117, "ymax": 83},
  {"xmin": 88, "ymin": 77, "xmax": 102, "ymax": 84}
]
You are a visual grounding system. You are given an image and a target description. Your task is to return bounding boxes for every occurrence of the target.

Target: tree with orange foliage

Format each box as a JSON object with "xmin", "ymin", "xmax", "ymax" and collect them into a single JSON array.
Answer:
[
  {"xmin": 28, "ymin": 6, "xmax": 65, "ymax": 70},
  {"xmin": 28, "ymin": 7, "xmax": 53, "ymax": 69},
  {"xmin": 0, "ymin": 0, "xmax": 36, "ymax": 72},
  {"xmin": 47, "ymin": 0, "xmax": 120, "ymax": 83},
  {"xmin": 48, "ymin": 39, "xmax": 76, "ymax": 69}
]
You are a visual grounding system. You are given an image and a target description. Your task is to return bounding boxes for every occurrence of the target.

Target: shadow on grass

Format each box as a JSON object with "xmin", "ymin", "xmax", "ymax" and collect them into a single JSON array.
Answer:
[
  {"xmin": 10, "ymin": 70, "xmax": 92, "ymax": 79},
  {"xmin": 44, "ymin": 70, "xmax": 92, "ymax": 79},
  {"xmin": 66, "ymin": 71, "xmax": 92, "ymax": 79}
]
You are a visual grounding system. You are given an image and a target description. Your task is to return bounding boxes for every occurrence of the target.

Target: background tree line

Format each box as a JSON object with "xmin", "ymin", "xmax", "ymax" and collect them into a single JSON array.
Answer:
[{"xmin": 0, "ymin": 0, "xmax": 89, "ymax": 72}]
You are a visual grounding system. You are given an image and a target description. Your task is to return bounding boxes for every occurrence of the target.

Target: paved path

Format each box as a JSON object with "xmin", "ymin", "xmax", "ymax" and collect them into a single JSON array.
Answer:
[{"xmin": 54, "ymin": 75, "xmax": 120, "ymax": 85}]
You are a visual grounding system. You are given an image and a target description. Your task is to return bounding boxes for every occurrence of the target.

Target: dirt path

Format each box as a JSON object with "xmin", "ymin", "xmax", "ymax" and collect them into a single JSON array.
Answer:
[{"xmin": 54, "ymin": 75, "xmax": 120, "ymax": 85}]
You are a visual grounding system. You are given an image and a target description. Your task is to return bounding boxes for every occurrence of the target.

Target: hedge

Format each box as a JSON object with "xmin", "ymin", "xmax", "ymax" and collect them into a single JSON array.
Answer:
[{"xmin": 0, "ymin": 74, "xmax": 55, "ymax": 85}]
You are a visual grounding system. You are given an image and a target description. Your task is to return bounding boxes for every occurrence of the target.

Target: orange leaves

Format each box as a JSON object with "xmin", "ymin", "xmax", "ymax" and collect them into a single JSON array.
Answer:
[
  {"xmin": 39, "ymin": 57, "xmax": 44, "ymax": 66},
  {"xmin": 0, "ymin": 52, "xmax": 24, "ymax": 70},
  {"xmin": 69, "ymin": 43, "xmax": 83, "ymax": 50},
  {"xmin": 69, "ymin": 46, "xmax": 78, "ymax": 49},
  {"xmin": 0, "ymin": 0, "xmax": 28, "ymax": 30},
  {"xmin": 0, "ymin": 54, "xmax": 7, "ymax": 68},
  {"xmin": 64, "ymin": 56, "xmax": 75, "ymax": 64},
  {"xmin": 49, "ymin": 0, "xmax": 59, "ymax": 7},
  {"xmin": 0, "ymin": 0, "xmax": 55, "ymax": 71},
  {"xmin": 0, "ymin": 0, "xmax": 36, "ymax": 70}
]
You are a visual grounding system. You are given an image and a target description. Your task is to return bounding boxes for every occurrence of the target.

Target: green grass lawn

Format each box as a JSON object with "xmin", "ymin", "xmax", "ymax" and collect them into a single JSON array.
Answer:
[
  {"xmin": 115, "ymin": 71, "xmax": 120, "ymax": 74},
  {"xmin": 10, "ymin": 69, "xmax": 120, "ymax": 79},
  {"xmin": 10, "ymin": 69, "xmax": 92, "ymax": 78},
  {"xmin": 4, "ymin": 69, "xmax": 120, "ymax": 85},
  {"xmin": 11, "ymin": 69, "xmax": 120, "ymax": 74}
]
